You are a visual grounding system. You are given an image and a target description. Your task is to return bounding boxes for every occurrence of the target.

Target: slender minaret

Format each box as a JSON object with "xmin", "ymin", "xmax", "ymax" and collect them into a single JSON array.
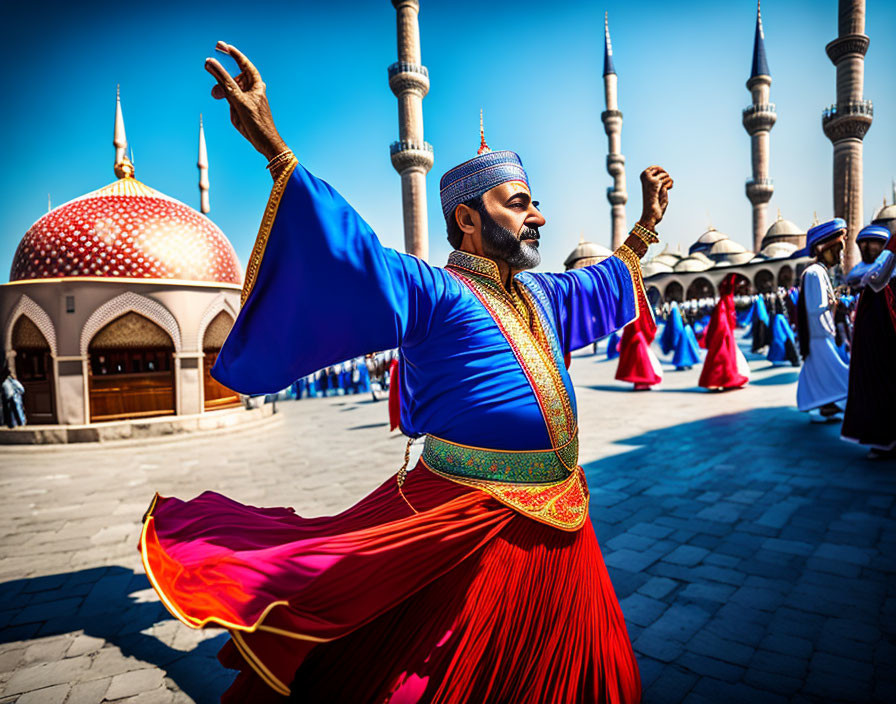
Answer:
[
  {"xmin": 113, "ymin": 86, "xmax": 134, "ymax": 179},
  {"xmin": 601, "ymin": 13, "xmax": 627, "ymax": 250},
  {"xmin": 743, "ymin": 1, "xmax": 776, "ymax": 253},
  {"xmin": 389, "ymin": 0, "xmax": 433, "ymax": 260},
  {"xmin": 198, "ymin": 114, "xmax": 210, "ymax": 214},
  {"xmin": 823, "ymin": 0, "xmax": 872, "ymax": 272}
]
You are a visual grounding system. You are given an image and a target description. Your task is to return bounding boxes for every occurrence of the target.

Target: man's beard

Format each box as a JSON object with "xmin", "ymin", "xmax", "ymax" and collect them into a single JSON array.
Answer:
[{"xmin": 478, "ymin": 206, "xmax": 541, "ymax": 270}]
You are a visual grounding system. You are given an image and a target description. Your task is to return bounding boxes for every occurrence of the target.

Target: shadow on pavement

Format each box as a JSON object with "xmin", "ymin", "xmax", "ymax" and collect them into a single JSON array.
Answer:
[
  {"xmin": 580, "ymin": 406, "xmax": 896, "ymax": 703},
  {"xmin": 0, "ymin": 566, "xmax": 233, "ymax": 704}
]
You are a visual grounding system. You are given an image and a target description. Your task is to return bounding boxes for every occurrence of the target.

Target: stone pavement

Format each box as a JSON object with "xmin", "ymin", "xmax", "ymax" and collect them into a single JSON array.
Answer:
[{"xmin": 0, "ymin": 337, "xmax": 893, "ymax": 703}]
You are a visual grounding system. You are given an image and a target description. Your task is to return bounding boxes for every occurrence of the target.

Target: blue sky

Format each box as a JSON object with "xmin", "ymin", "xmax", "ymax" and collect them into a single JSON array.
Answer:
[{"xmin": 1, "ymin": 0, "xmax": 894, "ymax": 279}]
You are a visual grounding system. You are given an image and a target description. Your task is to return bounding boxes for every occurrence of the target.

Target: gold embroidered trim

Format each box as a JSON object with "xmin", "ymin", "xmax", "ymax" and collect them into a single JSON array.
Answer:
[
  {"xmin": 446, "ymin": 250, "xmax": 502, "ymax": 281},
  {"xmin": 240, "ymin": 156, "xmax": 300, "ymax": 307},
  {"xmin": 445, "ymin": 267, "xmax": 577, "ymax": 458},
  {"xmin": 612, "ymin": 243, "xmax": 649, "ymax": 323},
  {"xmin": 423, "ymin": 461, "xmax": 589, "ymax": 531}
]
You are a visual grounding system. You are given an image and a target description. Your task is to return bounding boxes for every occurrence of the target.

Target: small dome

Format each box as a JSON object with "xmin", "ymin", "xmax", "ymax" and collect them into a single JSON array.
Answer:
[
  {"xmin": 872, "ymin": 203, "xmax": 896, "ymax": 226},
  {"xmin": 689, "ymin": 227, "xmax": 728, "ymax": 255},
  {"xmin": 709, "ymin": 238, "xmax": 746, "ymax": 255},
  {"xmin": 674, "ymin": 256, "xmax": 713, "ymax": 272},
  {"xmin": 758, "ymin": 241, "xmax": 799, "ymax": 260},
  {"xmin": 642, "ymin": 260, "xmax": 674, "ymax": 277},
  {"xmin": 11, "ymin": 177, "xmax": 242, "ymax": 284},
  {"xmin": 714, "ymin": 250, "xmax": 756, "ymax": 266},
  {"xmin": 761, "ymin": 214, "xmax": 805, "ymax": 250},
  {"xmin": 564, "ymin": 239, "xmax": 613, "ymax": 270}
]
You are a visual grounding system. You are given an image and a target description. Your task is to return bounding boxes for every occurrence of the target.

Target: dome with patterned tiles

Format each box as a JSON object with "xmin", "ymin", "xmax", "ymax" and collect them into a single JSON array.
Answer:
[{"xmin": 10, "ymin": 174, "xmax": 241, "ymax": 285}]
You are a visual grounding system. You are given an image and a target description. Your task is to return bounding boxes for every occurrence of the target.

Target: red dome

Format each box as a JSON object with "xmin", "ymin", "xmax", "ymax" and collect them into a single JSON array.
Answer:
[{"xmin": 10, "ymin": 177, "xmax": 242, "ymax": 285}]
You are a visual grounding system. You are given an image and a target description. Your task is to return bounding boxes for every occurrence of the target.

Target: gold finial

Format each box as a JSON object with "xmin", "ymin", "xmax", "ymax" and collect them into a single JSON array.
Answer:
[
  {"xmin": 579, "ymin": 230, "xmax": 585, "ymax": 244},
  {"xmin": 113, "ymin": 85, "xmax": 134, "ymax": 179},
  {"xmin": 477, "ymin": 109, "xmax": 491, "ymax": 155},
  {"xmin": 47, "ymin": 193, "xmax": 51, "ymax": 213},
  {"xmin": 777, "ymin": 207, "xmax": 782, "ymax": 221},
  {"xmin": 812, "ymin": 211, "xmax": 820, "ymax": 226}
]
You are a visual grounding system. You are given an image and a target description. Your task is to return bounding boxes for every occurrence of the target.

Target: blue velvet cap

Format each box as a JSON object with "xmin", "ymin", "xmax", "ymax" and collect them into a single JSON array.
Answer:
[
  {"xmin": 439, "ymin": 150, "xmax": 529, "ymax": 221},
  {"xmin": 806, "ymin": 218, "xmax": 847, "ymax": 253},
  {"xmin": 857, "ymin": 224, "xmax": 890, "ymax": 243}
]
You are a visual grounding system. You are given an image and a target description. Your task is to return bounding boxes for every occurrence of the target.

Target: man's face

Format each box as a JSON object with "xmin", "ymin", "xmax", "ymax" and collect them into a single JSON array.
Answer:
[
  {"xmin": 858, "ymin": 239, "xmax": 884, "ymax": 264},
  {"xmin": 477, "ymin": 182, "xmax": 546, "ymax": 270},
  {"xmin": 816, "ymin": 233, "xmax": 845, "ymax": 268}
]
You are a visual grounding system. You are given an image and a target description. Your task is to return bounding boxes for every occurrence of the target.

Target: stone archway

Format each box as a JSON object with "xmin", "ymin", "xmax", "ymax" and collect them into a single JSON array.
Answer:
[
  {"xmin": 754, "ymin": 269, "xmax": 775, "ymax": 294},
  {"xmin": 10, "ymin": 316, "xmax": 57, "ymax": 424},
  {"xmin": 777, "ymin": 265, "xmax": 794, "ymax": 290},
  {"xmin": 664, "ymin": 280, "xmax": 684, "ymax": 303},
  {"xmin": 686, "ymin": 277, "xmax": 715, "ymax": 301},
  {"xmin": 202, "ymin": 311, "xmax": 240, "ymax": 411},
  {"xmin": 87, "ymin": 312, "xmax": 175, "ymax": 422}
]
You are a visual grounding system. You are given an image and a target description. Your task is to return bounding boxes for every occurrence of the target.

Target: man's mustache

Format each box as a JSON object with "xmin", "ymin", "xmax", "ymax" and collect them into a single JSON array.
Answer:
[{"xmin": 519, "ymin": 227, "xmax": 540, "ymax": 241}]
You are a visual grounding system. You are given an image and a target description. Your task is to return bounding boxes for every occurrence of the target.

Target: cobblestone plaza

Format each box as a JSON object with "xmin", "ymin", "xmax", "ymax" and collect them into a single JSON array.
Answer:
[{"xmin": 0, "ymin": 340, "xmax": 893, "ymax": 703}]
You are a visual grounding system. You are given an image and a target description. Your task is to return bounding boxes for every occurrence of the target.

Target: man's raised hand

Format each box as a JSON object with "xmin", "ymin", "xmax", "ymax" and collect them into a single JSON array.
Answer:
[
  {"xmin": 638, "ymin": 166, "xmax": 674, "ymax": 231},
  {"xmin": 205, "ymin": 42, "xmax": 288, "ymax": 161}
]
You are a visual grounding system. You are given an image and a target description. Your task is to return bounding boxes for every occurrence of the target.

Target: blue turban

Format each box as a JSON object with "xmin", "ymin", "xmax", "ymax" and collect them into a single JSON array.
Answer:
[
  {"xmin": 439, "ymin": 150, "xmax": 529, "ymax": 221},
  {"xmin": 806, "ymin": 218, "xmax": 846, "ymax": 254},
  {"xmin": 857, "ymin": 224, "xmax": 890, "ymax": 243}
]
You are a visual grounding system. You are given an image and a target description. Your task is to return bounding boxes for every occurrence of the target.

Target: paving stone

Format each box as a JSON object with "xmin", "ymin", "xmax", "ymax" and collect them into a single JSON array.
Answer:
[
  {"xmin": 637, "ymin": 577, "xmax": 677, "ymax": 600},
  {"xmin": 686, "ymin": 631, "xmax": 755, "ymax": 667},
  {"xmin": 65, "ymin": 634, "xmax": 106, "ymax": 658},
  {"xmin": 647, "ymin": 604, "xmax": 711, "ymax": 643},
  {"xmin": 3, "ymin": 656, "xmax": 92, "ymax": 696},
  {"xmin": 664, "ymin": 545, "xmax": 710, "ymax": 567},
  {"xmin": 619, "ymin": 593, "xmax": 666, "ymax": 628},
  {"xmin": 634, "ymin": 630, "xmax": 684, "ymax": 663},
  {"xmin": 66, "ymin": 678, "xmax": 111, "ymax": 703},
  {"xmin": 678, "ymin": 652, "xmax": 745, "ymax": 682},
  {"xmin": 644, "ymin": 667, "xmax": 698, "ymax": 703},
  {"xmin": 15, "ymin": 684, "xmax": 69, "ymax": 704},
  {"xmin": 105, "ymin": 669, "xmax": 166, "ymax": 700},
  {"xmin": 679, "ymin": 582, "xmax": 736, "ymax": 603}
]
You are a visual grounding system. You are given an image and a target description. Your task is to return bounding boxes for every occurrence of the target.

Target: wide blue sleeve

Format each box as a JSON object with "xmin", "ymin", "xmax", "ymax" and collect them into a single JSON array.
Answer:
[
  {"xmin": 525, "ymin": 251, "xmax": 644, "ymax": 353},
  {"xmin": 211, "ymin": 160, "xmax": 444, "ymax": 394}
]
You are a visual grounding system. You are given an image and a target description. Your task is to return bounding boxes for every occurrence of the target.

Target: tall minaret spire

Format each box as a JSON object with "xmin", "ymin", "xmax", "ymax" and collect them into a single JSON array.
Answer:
[
  {"xmin": 743, "ymin": 0, "xmax": 776, "ymax": 253},
  {"xmin": 389, "ymin": 0, "xmax": 434, "ymax": 261},
  {"xmin": 113, "ymin": 85, "xmax": 134, "ymax": 179},
  {"xmin": 823, "ymin": 0, "xmax": 872, "ymax": 272},
  {"xmin": 198, "ymin": 114, "xmax": 210, "ymax": 214},
  {"xmin": 601, "ymin": 12, "xmax": 627, "ymax": 250}
]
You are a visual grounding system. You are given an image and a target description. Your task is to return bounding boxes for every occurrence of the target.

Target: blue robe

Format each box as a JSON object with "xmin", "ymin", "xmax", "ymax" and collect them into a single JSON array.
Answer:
[
  {"xmin": 736, "ymin": 300, "xmax": 755, "ymax": 328},
  {"xmin": 659, "ymin": 303, "xmax": 684, "ymax": 356},
  {"xmin": 606, "ymin": 331, "xmax": 621, "ymax": 360},
  {"xmin": 672, "ymin": 324, "xmax": 701, "ymax": 369},
  {"xmin": 767, "ymin": 313, "xmax": 799, "ymax": 366},
  {"xmin": 213, "ymin": 160, "xmax": 642, "ymax": 456}
]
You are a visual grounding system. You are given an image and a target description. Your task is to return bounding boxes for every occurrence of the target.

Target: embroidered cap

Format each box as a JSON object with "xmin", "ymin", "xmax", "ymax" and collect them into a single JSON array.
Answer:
[
  {"xmin": 856, "ymin": 224, "xmax": 890, "ymax": 243},
  {"xmin": 806, "ymin": 218, "xmax": 846, "ymax": 254},
  {"xmin": 439, "ymin": 112, "xmax": 530, "ymax": 222}
]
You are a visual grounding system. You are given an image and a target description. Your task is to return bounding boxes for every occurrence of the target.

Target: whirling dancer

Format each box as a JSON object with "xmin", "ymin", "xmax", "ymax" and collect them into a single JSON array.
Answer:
[
  {"xmin": 659, "ymin": 301, "xmax": 683, "ymax": 356},
  {"xmin": 139, "ymin": 42, "xmax": 673, "ymax": 703},
  {"xmin": 672, "ymin": 308, "xmax": 702, "ymax": 370},
  {"xmin": 699, "ymin": 273, "xmax": 750, "ymax": 390},
  {"xmin": 796, "ymin": 219, "xmax": 850, "ymax": 422},
  {"xmin": 767, "ymin": 294, "xmax": 800, "ymax": 367},
  {"xmin": 749, "ymin": 293, "xmax": 771, "ymax": 352},
  {"xmin": 615, "ymin": 296, "xmax": 663, "ymax": 391},
  {"xmin": 842, "ymin": 225, "xmax": 896, "ymax": 457}
]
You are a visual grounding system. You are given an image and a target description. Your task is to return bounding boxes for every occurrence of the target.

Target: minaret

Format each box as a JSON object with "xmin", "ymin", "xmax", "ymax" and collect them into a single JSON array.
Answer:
[
  {"xmin": 389, "ymin": 0, "xmax": 434, "ymax": 261},
  {"xmin": 823, "ymin": 0, "xmax": 872, "ymax": 272},
  {"xmin": 113, "ymin": 86, "xmax": 134, "ymax": 179},
  {"xmin": 601, "ymin": 13, "xmax": 627, "ymax": 250},
  {"xmin": 743, "ymin": 1, "xmax": 776, "ymax": 253},
  {"xmin": 198, "ymin": 114, "xmax": 210, "ymax": 214}
]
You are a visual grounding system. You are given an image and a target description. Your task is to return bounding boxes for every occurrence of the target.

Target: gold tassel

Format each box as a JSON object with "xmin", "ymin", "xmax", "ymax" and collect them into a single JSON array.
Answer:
[{"xmin": 397, "ymin": 436, "xmax": 418, "ymax": 514}]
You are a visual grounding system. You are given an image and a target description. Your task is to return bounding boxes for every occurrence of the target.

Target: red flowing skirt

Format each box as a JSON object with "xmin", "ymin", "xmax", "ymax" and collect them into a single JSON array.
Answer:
[{"xmin": 140, "ymin": 464, "xmax": 641, "ymax": 703}]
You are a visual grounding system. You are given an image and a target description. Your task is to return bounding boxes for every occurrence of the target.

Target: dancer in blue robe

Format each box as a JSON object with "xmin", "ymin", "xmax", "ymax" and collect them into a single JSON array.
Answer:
[
  {"xmin": 659, "ymin": 302, "xmax": 684, "ymax": 356},
  {"xmin": 606, "ymin": 331, "xmax": 621, "ymax": 360},
  {"xmin": 737, "ymin": 298, "xmax": 755, "ymax": 328},
  {"xmin": 767, "ymin": 298, "xmax": 800, "ymax": 367},
  {"xmin": 750, "ymin": 295, "xmax": 771, "ymax": 352},
  {"xmin": 672, "ymin": 319, "xmax": 701, "ymax": 370}
]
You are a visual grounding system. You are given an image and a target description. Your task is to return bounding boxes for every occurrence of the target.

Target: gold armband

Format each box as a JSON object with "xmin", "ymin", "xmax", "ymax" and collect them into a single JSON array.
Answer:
[{"xmin": 630, "ymin": 222, "xmax": 660, "ymax": 247}]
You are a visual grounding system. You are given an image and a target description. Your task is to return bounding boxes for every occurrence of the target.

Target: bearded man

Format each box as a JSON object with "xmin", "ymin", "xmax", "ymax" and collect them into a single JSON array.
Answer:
[
  {"xmin": 796, "ymin": 219, "xmax": 850, "ymax": 422},
  {"xmin": 139, "ymin": 42, "xmax": 672, "ymax": 703}
]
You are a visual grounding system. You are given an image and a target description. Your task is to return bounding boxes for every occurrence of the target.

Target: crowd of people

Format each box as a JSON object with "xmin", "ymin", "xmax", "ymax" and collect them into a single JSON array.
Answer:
[
  {"xmin": 618, "ymin": 217, "xmax": 895, "ymax": 459},
  {"xmin": 284, "ymin": 351, "xmax": 395, "ymax": 402}
]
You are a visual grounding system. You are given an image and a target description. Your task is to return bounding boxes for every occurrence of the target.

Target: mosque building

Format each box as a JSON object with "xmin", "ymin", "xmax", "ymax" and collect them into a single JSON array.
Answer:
[{"xmin": 0, "ymin": 90, "xmax": 252, "ymax": 437}]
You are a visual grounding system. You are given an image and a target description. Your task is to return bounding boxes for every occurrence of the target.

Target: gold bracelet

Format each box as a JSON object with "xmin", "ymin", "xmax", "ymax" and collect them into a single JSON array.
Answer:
[
  {"xmin": 266, "ymin": 149, "xmax": 294, "ymax": 171},
  {"xmin": 630, "ymin": 222, "xmax": 660, "ymax": 246}
]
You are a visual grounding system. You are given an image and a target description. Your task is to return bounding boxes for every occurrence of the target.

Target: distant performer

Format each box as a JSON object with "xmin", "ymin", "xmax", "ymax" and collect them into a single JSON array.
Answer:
[
  {"xmin": 138, "ymin": 42, "xmax": 673, "ymax": 703},
  {"xmin": 699, "ymin": 274, "xmax": 750, "ymax": 391},
  {"xmin": 841, "ymin": 225, "xmax": 896, "ymax": 457},
  {"xmin": 796, "ymin": 219, "xmax": 850, "ymax": 422}
]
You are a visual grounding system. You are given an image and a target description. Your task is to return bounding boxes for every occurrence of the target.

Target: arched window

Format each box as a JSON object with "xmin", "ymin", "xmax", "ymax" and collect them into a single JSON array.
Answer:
[
  {"xmin": 664, "ymin": 281, "xmax": 684, "ymax": 303},
  {"xmin": 11, "ymin": 316, "xmax": 57, "ymax": 424},
  {"xmin": 686, "ymin": 277, "xmax": 715, "ymax": 300},
  {"xmin": 88, "ymin": 312, "xmax": 175, "ymax": 422},
  {"xmin": 202, "ymin": 311, "xmax": 240, "ymax": 410}
]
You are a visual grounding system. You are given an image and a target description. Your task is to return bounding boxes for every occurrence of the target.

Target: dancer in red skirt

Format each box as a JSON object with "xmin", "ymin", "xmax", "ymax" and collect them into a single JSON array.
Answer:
[
  {"xmin": 140, "ymin": 41, "xmax": 673, "ymax": 702},
  {"xmin": 699, "ymin": 274, "xmax": 750, "ymax": 391}
]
